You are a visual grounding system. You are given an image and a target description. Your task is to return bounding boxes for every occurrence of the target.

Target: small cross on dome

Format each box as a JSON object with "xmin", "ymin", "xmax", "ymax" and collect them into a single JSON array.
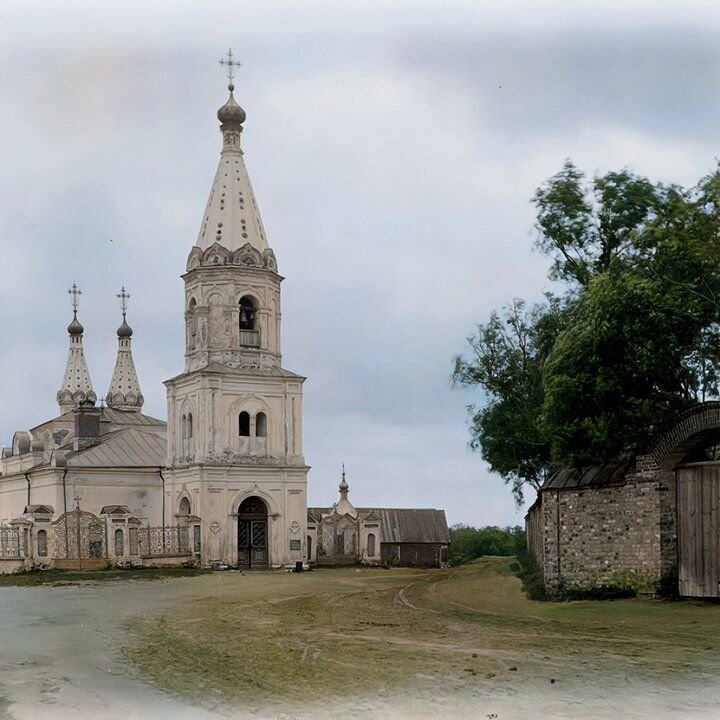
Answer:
[
  {"xmin": 219, "ymin": 48, "xmax": 242, "ymax": 87},
  {"xmin": 117, "ymin": 286, "xmax": 130, "ymax": 319},
  {"xmin": 68, "ymin": 283, "xmax": 82, "ymax": 312}
]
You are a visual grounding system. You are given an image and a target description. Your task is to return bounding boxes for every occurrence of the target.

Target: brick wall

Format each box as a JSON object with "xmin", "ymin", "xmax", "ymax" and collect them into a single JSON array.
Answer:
[{"xmin": 539, "ymin": 480, "xmax": 665, "ymax": 592}]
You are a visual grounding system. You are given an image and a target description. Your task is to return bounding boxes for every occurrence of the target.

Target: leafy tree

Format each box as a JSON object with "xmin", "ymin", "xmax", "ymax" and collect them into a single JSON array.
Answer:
[
  {"xmin": 453, "ymin": 297, "xmax": 565, "ymax": 503},
  {"xmin": 455, "ymin": 162, "xmax": 720, "ymax": 495},
  {"xmin": 448, "ymin": 524, "xmax": 525, "ymax": 566}
]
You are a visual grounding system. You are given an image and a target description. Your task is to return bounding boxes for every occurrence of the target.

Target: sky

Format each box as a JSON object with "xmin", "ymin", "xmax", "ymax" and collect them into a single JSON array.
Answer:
[{"xmin": 1, "ymin": 0, "xmax": 719, "ymax": 527}]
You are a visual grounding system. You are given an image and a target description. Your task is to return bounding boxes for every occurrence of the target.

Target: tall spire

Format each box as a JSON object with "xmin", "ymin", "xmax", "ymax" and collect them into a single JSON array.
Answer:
[
  {"xmin": 57, "ymin": 284, "xmax": 97, "ymax": 414},
  {"xmin": 106, "ymin": 287, "xmax": 144, "ymax": 412},
  {"xmin": 194, "ymin": 50, "xmax": 269, "ymax": 253},
  {"xmin": 339, "ymin": 463, "xmax": 349, "ymax": 500},
  {"xmin": 335, "ymin": 463, "xmax": 357, "ymax": 518}
]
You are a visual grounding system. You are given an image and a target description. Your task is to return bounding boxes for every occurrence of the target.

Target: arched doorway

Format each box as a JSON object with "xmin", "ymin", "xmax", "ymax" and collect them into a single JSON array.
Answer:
[{"xmin": 237, "ymin": 496, "xmax": 268, "ymax": 568}]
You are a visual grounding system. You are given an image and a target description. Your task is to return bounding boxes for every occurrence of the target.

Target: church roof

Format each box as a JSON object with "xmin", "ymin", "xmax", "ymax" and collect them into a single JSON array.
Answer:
[
  {"xmin": 66, "ymin": 427, "xmax": 166, "ymax": 467},
  {"xmin": 30, "ymin": 407, "xmax": 165, "ymax": 436},
  {"xmin": 308, "ymin": 507, "xmax": 450, "ymax": 544},
  {"xmin": 194, "ymin": 87, "xmax": 268, "ymax": 254}
]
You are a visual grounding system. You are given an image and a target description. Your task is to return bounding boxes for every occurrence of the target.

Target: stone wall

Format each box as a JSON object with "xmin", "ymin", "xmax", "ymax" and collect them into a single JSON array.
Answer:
[{"xmin": 538, "ymin": 480, "xmax": 665, "ymax": 592}]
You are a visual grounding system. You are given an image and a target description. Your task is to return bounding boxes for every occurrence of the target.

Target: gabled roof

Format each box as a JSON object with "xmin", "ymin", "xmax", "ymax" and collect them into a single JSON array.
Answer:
[
  {"xmin": 372, "ymin": 509, "xmax": 450, "ymax": 544},
  {"xmin": 30, "ymin": 407, "xmax": 165, "ymax": 437},
  {"xmin": 66, "ymin": 427, "xmax": 166, "ymax": 468},
  {"xmin": 100, "ymin": 505, "xmax": 130, "ymax": 515},
  {"xmin": 307, "ymin": 507, "xmax": 450, "ymax": 544},
  {"xmin": 25, "ymin": 505, "xmax": 54, "ymax": 514}
]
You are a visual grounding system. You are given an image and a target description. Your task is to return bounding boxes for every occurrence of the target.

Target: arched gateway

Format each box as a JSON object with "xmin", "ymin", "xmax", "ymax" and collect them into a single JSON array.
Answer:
[{"xmin": 237, "ymin": 497, "xmax": 268, "ymax": 568}]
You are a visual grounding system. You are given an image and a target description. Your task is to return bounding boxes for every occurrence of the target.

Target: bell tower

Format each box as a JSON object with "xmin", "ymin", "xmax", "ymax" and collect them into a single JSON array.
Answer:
[{"xmin": 164, "ymin": 55, "xmax": 309, "ymax": 569}]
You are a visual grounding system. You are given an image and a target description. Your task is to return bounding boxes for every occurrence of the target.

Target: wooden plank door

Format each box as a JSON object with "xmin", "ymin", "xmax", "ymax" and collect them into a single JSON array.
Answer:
[{"xmin": 678, "ymin": 464, "xmax": 720, "ymax": 598}]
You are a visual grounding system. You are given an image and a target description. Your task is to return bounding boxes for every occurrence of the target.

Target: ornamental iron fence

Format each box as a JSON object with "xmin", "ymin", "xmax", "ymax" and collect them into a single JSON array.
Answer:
[
  {"xmin": 53, "ymin": 510, "xmax": 107, "ymax": 559},
  {"xmin": 0, "ymin": 527, "xmax": 21, "ymax": 558},
  {"xmin": 129, "ymin": 526, "xmax": 190, "ymax": 556}
]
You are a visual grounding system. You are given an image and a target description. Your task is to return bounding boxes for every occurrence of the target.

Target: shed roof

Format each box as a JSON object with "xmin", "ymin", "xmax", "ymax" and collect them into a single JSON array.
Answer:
[{"xmin": 542, "ymin": 460, "xmax": 634, "ymax": 490}]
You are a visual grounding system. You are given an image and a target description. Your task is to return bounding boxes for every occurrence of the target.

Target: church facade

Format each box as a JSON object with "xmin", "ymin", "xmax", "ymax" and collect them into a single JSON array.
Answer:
[{"xmin": 0, "ymin": 75, "xmax": 448, "ymax": 573}]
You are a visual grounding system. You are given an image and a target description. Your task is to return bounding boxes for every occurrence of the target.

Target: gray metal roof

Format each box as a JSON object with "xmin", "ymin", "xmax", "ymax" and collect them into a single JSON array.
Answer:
[
  {"xmin": 101, "ymin": 408, "xmax": 166, "ymax": 427},
  {"xmin": 371, "ymin": 509, "xmax": 450, "ymax": 544},
  {"xmin": 308, "ymin": 507, "xmax": 450, "ymax": 544},
  {"xmin": 67, "ymin": 427, "xmax": 166, "ymax": 468},
  {"xmin": 31, "ymin": 408, "xmax": 165, "ymax": 437},
  {"xmin": 542, "ymin": 460, "xmax": 634, "ymax": 490}
]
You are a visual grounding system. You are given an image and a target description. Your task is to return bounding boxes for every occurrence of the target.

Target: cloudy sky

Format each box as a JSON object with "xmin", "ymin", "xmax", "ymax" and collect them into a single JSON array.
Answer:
[{"xmin": 1, "ymin": 0, "xmax": 719, "ymax": 527}]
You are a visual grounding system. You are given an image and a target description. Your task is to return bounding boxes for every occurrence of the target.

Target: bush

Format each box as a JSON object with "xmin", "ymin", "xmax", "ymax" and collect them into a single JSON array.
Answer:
[
  {"xmin": 515, "ymin": 550, "xmax": 547, "ymax": 600},
  {"xmin": 449, "ymin": 524, "xmax": 526, "ymax": 566}
]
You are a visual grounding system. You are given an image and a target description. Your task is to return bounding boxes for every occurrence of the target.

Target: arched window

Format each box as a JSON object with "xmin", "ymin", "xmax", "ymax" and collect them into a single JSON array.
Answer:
[
  {"xmin": 256, "ymin": 412, "xmax": 267, "ymax": 437},
  {"xmin": 115, "ymin": 529, "xmax": 124, "ymax": 557},
  {"xmin": 239, "ymin": 296, "xmax": 256, "ymax": 331},
  {"xmin": 181, "ymin": 413, "xmax": 193, "ymax": 455},
  {"xmin": 239, "ymin": 411, "xmax": 250, "ymax": 437},
  {"xmin": 37, "ymin": 530, "xmax": 47, "ymax": 557},
  {"xmin": 367, "ymin": 533, "xmax": 376, "ymax": 557},
  {"xmin": 188, "ymin": 298, "xmax": 197, "ymax": 350},
  {"xmin": 179, "ymin": 497, "xmax": 191, "ymax": 515}
]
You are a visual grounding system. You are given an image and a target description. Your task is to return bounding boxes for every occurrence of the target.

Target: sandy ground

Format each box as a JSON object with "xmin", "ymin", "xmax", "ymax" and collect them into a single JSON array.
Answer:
[{"xmin": 1, "ymin": 559, "xmax": 720, "ymax": 719}]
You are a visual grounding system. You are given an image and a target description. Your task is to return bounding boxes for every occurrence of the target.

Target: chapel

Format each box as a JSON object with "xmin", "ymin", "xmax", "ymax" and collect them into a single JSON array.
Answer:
[{"xmin": 0, "ymin": 65, "xmax": 448, "ymax": 572}]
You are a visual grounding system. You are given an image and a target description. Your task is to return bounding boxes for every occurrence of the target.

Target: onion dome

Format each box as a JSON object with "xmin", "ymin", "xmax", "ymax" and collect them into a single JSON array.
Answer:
[
  {"xmin": 117, "ymin": 320, "xmax": 133, "ymax": 338},
  {"xmin": 67, "ymin": 312, "xmax": 84, "ymax": 336},
  {"xmin": 217, "ymin": 85, "xmax": 246, "ymax": 125}
]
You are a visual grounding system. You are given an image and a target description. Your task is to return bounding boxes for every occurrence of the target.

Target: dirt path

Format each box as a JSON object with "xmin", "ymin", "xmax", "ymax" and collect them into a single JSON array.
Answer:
[
  {"xmin": 123, "ymin": 559, "xmax": 720, "ymax": 719},
  {"xmin": 1, "ymin": 561, "xmax": 719, "ymax": 718}
]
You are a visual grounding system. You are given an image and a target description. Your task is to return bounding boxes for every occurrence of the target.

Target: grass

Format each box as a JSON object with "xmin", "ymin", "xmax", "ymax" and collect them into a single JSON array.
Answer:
[
  {"xmin": 122, "ymin": 558, "xmax": 720, "ymax": 713},
  {"xmin": 0, "ymin": 566, "xmax": 209, "ymax": 587}
]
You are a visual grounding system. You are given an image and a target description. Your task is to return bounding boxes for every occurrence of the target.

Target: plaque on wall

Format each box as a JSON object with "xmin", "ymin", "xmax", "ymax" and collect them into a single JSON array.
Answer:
[{"xmin": 289, "ymin": 539, "xmax": 301, "ymax": 551}]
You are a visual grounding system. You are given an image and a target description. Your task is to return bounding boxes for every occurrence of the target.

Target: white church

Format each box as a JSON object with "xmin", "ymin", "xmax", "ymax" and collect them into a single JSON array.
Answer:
[{"xmin": 0, "ymin": 67, "xmax": 449, "ymax": 573}]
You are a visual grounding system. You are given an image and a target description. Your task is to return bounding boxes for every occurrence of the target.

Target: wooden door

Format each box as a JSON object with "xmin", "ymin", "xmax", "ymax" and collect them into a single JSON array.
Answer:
[{"xmin": 677, "ymin": 463, "xmax": 720, "ymax": 598}]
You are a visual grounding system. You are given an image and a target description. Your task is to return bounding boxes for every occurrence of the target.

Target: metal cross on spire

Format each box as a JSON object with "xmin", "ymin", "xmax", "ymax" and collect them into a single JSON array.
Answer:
[
  {"xmin": 68, "ymin": 283, "xmax": 82, "ymax": 313},
  {"xmin": 219, "ymin": 48, "xmax": 242, "ymax": 85},
  {"xmin": 117, "ymin": 286, "xmax": 130, "ymax": 319}
]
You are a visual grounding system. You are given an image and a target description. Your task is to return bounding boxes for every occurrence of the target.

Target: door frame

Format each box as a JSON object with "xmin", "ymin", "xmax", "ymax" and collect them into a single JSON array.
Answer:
[{"xmin": 237, "ymin": 496, "xmax": 269, "ymax": 569}]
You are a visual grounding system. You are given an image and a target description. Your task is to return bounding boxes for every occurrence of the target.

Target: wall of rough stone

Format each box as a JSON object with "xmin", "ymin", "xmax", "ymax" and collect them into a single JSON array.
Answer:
[{"xmin": 540, "ymin": 480, "xmax": 664, "ymax": 591}]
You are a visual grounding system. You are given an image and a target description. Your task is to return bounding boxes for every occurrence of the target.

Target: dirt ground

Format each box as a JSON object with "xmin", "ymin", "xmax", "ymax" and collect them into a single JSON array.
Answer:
[{"xmin": 123, "ymin": 558, "xmax": 720, "ymax": 719}]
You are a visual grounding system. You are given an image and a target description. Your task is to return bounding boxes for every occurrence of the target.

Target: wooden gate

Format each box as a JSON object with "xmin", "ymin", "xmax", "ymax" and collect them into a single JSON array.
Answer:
[{"xmin": 677, "ymin": 463, "xmax": 720, "ymax": 598}]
